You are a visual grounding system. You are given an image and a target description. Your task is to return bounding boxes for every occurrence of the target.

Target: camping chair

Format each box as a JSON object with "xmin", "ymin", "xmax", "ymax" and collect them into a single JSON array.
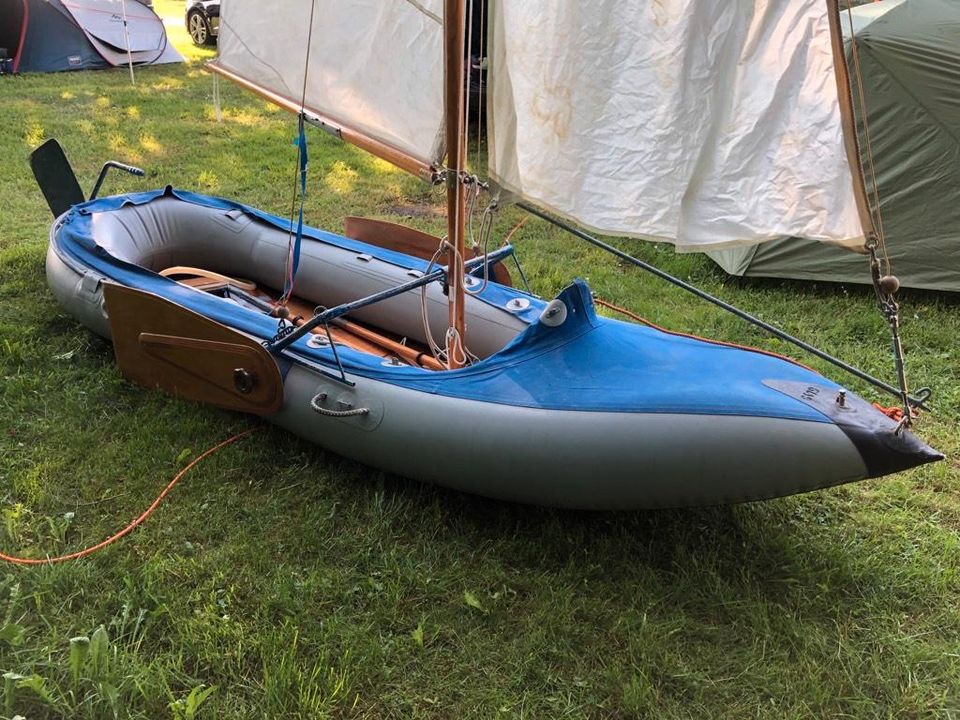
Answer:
[{"xmin": 30, "ymin": 138, "xmax": 145, "ymax": 218}]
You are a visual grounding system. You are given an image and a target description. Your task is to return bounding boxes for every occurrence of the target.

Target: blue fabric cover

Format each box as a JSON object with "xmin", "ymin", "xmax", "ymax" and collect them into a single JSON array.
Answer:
[{"xmin": 55, "ymin": 189, "xmax": 840, "ymax": 423}]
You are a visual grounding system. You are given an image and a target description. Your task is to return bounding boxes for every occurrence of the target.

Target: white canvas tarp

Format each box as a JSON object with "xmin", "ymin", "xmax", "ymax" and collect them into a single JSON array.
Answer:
[
  {"xmin": 216, "ymin": 0, "xmax": 445, "ymax": 165},
  {"xmin": 488, "ymin": 1, "xmax": 865, "ymax": 251},
  {"xmin": 709, "ymin": 0, "xmax": 960, "ymax": 291}
]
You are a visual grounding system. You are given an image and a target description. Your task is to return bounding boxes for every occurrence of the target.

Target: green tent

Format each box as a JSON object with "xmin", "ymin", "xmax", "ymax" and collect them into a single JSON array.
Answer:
[{"xmin": 709, "ymin": 0, "xmax": 960, "ymax": 292}]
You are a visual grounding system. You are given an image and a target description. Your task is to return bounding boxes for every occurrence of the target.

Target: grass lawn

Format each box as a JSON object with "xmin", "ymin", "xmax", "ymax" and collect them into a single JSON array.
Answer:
[{"xmin": 1, "ymin": 2, "xmax": 958, "ymax": 717}]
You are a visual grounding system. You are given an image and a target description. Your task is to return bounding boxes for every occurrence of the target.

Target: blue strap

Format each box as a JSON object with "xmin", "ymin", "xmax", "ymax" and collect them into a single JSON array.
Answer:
[{"xmin": 283, "ymin": 116, "xmax": 309, "ymax": 301}]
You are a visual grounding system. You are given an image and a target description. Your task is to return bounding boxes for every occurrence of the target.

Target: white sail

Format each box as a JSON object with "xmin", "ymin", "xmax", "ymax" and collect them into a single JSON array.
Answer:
[
  {"xmin": 215, "ymin": 0, "xmax": 445, "ymax": 165},
  {"xmin": 488, "ymin": 1, "xmax": 865, "ymax": 251}
]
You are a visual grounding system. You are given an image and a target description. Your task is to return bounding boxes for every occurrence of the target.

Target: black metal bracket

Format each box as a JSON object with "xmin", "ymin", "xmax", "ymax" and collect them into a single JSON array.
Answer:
[{"xmin": 90, "ymin": 161, "xmax": 146, "ymax": 200}]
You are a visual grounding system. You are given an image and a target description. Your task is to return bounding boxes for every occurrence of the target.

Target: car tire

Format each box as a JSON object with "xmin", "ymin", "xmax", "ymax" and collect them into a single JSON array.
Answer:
[{"xmin": 188, "ymin": 10, "xmax": 213, "ymax": 46}]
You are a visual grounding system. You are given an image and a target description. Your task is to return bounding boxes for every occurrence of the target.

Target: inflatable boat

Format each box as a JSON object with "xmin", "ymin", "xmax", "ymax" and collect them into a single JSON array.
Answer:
[{"xmin": 44, "ymin": 187, "xmax": 942, "ymax": 509}]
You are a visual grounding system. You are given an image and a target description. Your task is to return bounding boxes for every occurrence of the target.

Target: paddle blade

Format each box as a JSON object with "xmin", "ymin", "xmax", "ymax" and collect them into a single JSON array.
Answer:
[{"xmin": 30, "ymin": 139, "xmax": 86, "ymax": 218}]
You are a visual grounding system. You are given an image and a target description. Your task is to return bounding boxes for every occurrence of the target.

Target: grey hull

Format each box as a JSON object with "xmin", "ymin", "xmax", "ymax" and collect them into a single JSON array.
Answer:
[
  {"xmin": 45, "ymin": 216, "xmax": 879, "ymax": 509},
  {"xmin": 275, "ymin": 363, "xmax": 869, "ymax": 508}
]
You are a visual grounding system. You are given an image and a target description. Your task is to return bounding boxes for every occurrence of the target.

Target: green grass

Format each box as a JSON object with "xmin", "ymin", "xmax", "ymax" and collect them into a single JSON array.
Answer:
[{"xmin": 1, "ymin": 2, "xmax": 959, "ymax": 717}]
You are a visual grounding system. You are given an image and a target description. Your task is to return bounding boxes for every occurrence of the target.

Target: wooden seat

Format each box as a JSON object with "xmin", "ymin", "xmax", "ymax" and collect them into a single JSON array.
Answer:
[{"xmin": 161, "ymin": 266, "xmax": 444, "ymax": 370}]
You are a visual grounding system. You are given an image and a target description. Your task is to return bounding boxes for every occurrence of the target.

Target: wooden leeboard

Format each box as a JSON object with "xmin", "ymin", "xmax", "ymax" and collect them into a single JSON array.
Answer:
[
  {"xmin": 103, "ymin": 283, "xmax": 284, "ymax": 415},
  {"xmin": 345, "ymin": 216, "xmax": 513, "ymax": 287}
]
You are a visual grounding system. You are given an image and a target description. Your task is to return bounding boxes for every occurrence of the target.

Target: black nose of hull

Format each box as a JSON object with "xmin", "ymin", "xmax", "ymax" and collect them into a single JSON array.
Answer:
[
  {"xmin": 764, "ymin": 380, "xmax": 944, "ymax": 479},
  {"xmin": 842, "ymin": 421, "xmax": 944, "ymax": 478}
]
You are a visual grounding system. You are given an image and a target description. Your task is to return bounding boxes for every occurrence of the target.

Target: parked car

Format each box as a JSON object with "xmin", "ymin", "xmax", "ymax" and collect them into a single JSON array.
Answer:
[{"xmin": 186, "ymin": 0, "xmax": 219, "ymax": 46}]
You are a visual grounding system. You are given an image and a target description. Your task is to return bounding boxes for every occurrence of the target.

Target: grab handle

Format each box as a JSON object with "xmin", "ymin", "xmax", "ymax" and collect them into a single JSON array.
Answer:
[{"xmin": 310, "ymin": 392, "xmax": 369, "ymax": 418}]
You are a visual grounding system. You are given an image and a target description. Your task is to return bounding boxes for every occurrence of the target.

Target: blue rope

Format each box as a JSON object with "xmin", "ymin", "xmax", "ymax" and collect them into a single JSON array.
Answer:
[{"xmin": 282, "ymin": 116, "xmax": 309, "ymax": 302}]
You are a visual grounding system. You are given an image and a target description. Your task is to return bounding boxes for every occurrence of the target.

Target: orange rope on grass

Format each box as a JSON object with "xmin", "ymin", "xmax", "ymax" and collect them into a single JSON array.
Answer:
[
  {"xmin": 502, "ymin": 216, "xmax": 528, "ymax": 246},
  {"xmin": 0, "ymin": 431, "xmax": 253, "ymax": 566}
]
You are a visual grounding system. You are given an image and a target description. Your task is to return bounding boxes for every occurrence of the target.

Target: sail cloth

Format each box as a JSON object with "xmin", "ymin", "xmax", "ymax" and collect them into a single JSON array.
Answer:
[
  {"xmin": 214, "ymin": 0, "xmax": 445, "ymax": 166},
  {"xmin": 488, "ymin": 1, "xmax": 865, "ymax": 251},
  {"xmin": 709, "ymin": 0, "xmax": 960, "ymax": 291}
]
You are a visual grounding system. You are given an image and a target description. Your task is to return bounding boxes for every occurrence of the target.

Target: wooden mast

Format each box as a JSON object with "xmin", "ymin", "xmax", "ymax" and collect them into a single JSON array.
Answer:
[
  {"xmin": 826, "ymin": 0, "xmax": 878, "ymax": 246},
  {"xmin": 443, "ymin": 0, "xmax": 468, "ymax": 369}
]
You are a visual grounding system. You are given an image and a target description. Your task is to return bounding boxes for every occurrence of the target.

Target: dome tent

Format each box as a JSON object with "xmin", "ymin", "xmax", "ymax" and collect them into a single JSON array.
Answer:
[
  {"xmin": 708, "ymin": 0, "xmax": 960, "ymax": 293},
  {"xmin": 0, "ymin": 0, "xmax": 182, "ymax": 73}
]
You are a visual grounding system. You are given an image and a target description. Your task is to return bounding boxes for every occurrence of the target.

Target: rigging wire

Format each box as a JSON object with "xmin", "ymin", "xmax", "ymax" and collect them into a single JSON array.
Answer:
[
  {"xmin": 461, "ymin": 3, "xmax": 504, "ymax": 309},
  {"xmin": 518, "ymin": 200, "xmax": 932, "ymax": 412},
  {"xmin": 475, "ymin": 0, "xmax": 485, "ymax": 178},
  {"xmin": 842, "ymin": 0, "xmax": 913, "ymax": 426},
  {"xmin": 597, "ymin": 296, "xmax": 917, "ymax": 425}
]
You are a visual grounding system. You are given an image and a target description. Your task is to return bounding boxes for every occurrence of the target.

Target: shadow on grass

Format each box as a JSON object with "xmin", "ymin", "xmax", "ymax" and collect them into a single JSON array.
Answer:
[{"xmin": 254, "ymin": 432, "xmax": 888, "ymax": 618}]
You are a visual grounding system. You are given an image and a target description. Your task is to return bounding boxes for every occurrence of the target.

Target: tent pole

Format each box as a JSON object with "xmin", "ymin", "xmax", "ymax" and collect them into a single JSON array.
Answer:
[
  {"xmin": 120, "ymin": 0, "xmax": 135, "ymax": 85},
  {"xmin": 13, "ymin": 0, "xmax": 29, "ymax": 74}
]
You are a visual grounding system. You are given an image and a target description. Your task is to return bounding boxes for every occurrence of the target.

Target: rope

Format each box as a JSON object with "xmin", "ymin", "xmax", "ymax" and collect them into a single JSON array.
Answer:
[
  {"xmin": 502, "ymin": 216, "xmax": 528, "ymax": 246},
  {"xmin": 281, "ymin": 118, "xmax": 309, "ymax": 305},
  {"xmin": 430, "ymin": 0, "xmax": 477, "ymax": 366},
  {"xmin": 872, "ymin": 402, "xmax": 907, "ymax": 423},
  {"xmin": 466, "ymin": 201, "xmax": 496, "ymax": 296},
  {"xmin": 443, "ymin": 239, "xmax": 469, "ymax": 366},
  {"xmin": 421, "ymin": 239, "xmax": 451, "ymax": 365},
  {"xmin": 593, "ymin": 297, "xmax": 815, "ymax": 372},
  {"xmin": 279, "ymin": 0, "xmax": 319, "ymax": 306},
  {"xmin": 0, "ymin": 432, "xmax": 252, "ymax": 566},
  {"xmin": 310, "ymin": 393, "xmax": 369, "ymax": 417}
]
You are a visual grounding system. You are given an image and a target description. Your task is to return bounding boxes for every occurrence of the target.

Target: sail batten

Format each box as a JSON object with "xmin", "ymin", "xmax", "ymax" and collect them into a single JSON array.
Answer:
[
  {"xmin": 215, "ymin": 0, "xmax": 445, "ymax": 169},
  {"xmin": 488, "ymin": 0, "xmax": 866, "ymax": 251}
]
